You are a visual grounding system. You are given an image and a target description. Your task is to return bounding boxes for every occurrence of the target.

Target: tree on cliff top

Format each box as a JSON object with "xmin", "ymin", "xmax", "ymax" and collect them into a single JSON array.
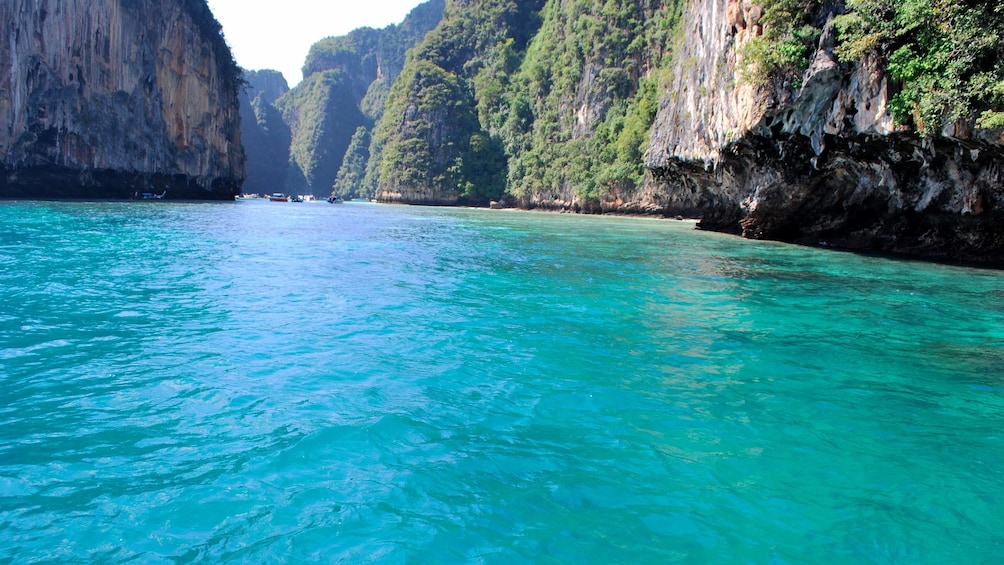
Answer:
[{"xmin": 183, "ymin": 0, "xmax": 242, "ymax": 91}]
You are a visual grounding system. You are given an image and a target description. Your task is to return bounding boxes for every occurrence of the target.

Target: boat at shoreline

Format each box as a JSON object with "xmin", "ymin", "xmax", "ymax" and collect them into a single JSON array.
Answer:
[{"xmin": 269, "ymin": 193, "xmax": 289, "ymax": 202}]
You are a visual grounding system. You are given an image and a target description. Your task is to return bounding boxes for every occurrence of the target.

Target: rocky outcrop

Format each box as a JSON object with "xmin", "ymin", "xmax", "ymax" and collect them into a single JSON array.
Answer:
[
  {"xmin": 645, "ymin": 0, "xmax": 1004, "ymax": 265},
  {"xmin": 0, "ymin": 0, "xmax": 244, "ymax": 200}
]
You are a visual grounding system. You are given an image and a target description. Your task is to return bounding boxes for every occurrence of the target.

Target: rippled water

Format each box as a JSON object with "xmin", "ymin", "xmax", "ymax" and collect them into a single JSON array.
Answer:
[{"xmin": 1, "ymin": 200, "xmax": 1003, "ymax": 563}]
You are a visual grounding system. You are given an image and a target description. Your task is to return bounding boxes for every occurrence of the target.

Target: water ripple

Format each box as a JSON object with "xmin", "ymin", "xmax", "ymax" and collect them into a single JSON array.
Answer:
[{"xmin": 1, "ymin": 202, "xmax": 1003, "ymax": 562}]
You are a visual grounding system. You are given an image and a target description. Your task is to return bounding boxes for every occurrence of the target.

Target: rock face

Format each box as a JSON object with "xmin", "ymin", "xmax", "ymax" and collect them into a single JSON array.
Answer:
[
  {"xmin": 644, "ymin": 0, "xmax": 1004, "ymax": 265},
  {"xmin": 371, "ymin": 0, "xmax": 546, "ymax": 206},
  {"xmin": 367, "ymin": 0, "xmax": 1003, "ymax": 264},
  {"xmin": 0, "ymin": 0, "xmax": 244, "ymax": 199},
  {"xmin": 255, "ymin": 0, "xmax": 445, "ymax": 197},
  {"xmin": 239, "ymin": 70, "xmax": 291, "ymax": 195}
]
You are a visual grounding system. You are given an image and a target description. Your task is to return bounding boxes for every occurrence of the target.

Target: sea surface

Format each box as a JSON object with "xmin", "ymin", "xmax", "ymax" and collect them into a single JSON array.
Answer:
[{"xmin": 1, "ymin": 200, "xmax": 1003, "ymax": 563}]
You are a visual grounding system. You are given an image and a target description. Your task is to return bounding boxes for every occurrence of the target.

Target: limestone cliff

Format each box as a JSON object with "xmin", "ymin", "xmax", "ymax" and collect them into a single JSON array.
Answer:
[
  {"xmin": 260, "ymin": 0, "xmax": 444, "ymax": 197},
  {"xmin": 0, "ymin": 0, "xmax": 244, "ymax": 199},
  {"xmin": 366, "ymin": 0, "xmax": 1002, "ymax": 264},
  {"xmin": 239, "ymin": 70, "xmax": 291, "ymax": 195},
  {"xmin": 644, "ymin": 0, "xmax": 1004, "ymax": 265},
  {"xmin": 371, "ymin": 0, "xmax": 546, "ymax": 206}
]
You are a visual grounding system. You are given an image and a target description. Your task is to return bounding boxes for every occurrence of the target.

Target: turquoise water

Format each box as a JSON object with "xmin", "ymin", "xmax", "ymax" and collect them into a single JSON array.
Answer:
[{"xmin": 1, "ymin": 200, "xmax": 1003, "ymax": 563}]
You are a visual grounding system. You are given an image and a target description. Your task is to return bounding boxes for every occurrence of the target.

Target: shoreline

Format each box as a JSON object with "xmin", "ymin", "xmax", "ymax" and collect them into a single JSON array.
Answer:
[
  {"xmin": 371, "ymin": 201, "xmax": 1004, "ymax": 271},
  {"xmin": 5, "ymin": 196, "xmax": 999, "ymax": 271}
]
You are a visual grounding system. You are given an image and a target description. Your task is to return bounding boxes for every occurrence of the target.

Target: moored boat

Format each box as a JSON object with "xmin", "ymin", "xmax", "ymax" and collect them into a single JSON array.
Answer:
[{"xmin": 269, "ymin": 193, "xmax": 289, "ymax": 202}]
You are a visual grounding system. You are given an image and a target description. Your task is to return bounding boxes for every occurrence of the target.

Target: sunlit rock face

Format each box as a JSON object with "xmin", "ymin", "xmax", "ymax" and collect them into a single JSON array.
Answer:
[
  {"xmin": 0, "ymin": 0, "xmax": 244, "ymax": 199},
  {"xmin": 645, "ymin": 0, "xmax": 1004, "ymax": 266}
]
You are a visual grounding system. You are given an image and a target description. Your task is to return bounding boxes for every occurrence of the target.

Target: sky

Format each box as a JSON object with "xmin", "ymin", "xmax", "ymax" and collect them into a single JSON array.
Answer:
[{"xmin": 205, "ymin": 0, "xmax": 425, "ymax": 87}]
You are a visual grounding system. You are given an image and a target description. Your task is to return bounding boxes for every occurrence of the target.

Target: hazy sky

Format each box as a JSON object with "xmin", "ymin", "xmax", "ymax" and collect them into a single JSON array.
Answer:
[{"xmin": 205, "ymin": 0, "xmax": 424, "ymax": 87}]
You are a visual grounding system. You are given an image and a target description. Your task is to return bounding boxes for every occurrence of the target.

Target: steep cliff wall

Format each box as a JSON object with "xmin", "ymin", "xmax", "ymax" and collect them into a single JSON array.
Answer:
[
  {"xmin": 245, "ymin": 0, "xmax": 443, "ymax": 197},
  {"xmin": 0, "ymin": 0, "xmax": 244, "ymax": 199},
  {"xmin": 644, "ymin": 0, "xmax": 1004, "ymax": 265},
  {"xmin": 501, "ymin": 0, "xmax": 678, "ymax": 213},
  {"xmin": 276, "ymin": 70, "xmax": 366, "ymax": 195},
  {"xmin": 371, "ymin": 0, "xmax": 546, "ymax": 206},
  {"xmin": 239, "ymin": 70, "xmax": 290, "ymax": 195}
]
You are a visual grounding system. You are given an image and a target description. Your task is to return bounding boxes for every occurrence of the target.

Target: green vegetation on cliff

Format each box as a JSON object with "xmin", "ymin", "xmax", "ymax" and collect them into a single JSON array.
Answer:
[
  {"xmin": 238, "ymin": 0, "xmax": 444, "ymax": 196},
  {"xmin": 371, "ymin": 0, "xmax": 682, "ymax": 206},
  {"xmin": 248, "ymin": 0, "xmax": 1004, "ymax": 209},
  {"xmin": 501, "ymin": 0, "xmax": 682, "ymax": 203},
  {"xmin": 740, "ymin": 0, "xmax": 1004, "ymax": 135},
  {"xmin": 376, "ymin": 61, "xmax": 480, "ymax": 198},
  {"xmin": 332, "ymin": 127, "xmax": 371, "ymax": 198},
  {"xmin": 833, "ymin": 0, "xmax": 1004, "ymax": 133},
  {"xmin": 737, "ymin": 0, "xmax": 820, "ymax": 87},
  {"xmin": 370, "ymin": 0, "xmax": 546, "ymax": 204},
  {"xmin": 276, "ymin": 70, "xmax": 366, "ymax": 194}
]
